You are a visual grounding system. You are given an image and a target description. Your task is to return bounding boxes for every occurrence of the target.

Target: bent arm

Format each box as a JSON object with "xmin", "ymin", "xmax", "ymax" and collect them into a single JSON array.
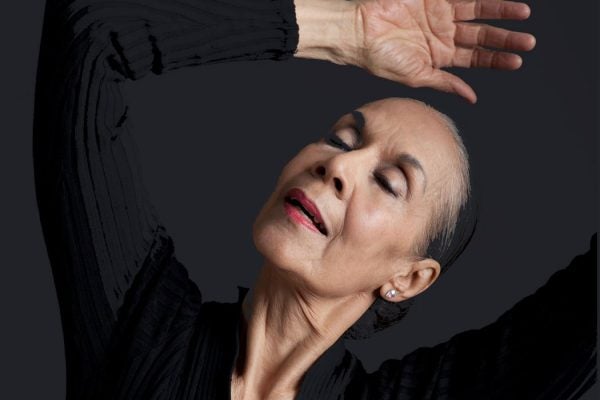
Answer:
[
  {"xmin": 34, "ymin": 0, "xmax": 298, "ymax": 395},
  {"xmin": 363, "ymin": 234, "xmax": 597, "ymax": 399}
]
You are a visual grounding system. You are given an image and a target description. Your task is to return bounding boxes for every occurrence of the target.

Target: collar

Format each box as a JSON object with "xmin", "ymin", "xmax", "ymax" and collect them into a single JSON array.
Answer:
[{"xmin": 230, "ymin": 286, "xmax": 360, "ymax": 400}]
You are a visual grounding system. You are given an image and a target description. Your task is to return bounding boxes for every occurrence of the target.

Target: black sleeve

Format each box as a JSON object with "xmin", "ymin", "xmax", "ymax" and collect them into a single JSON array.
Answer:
[
  {"xmin": 33, "ymin": 0, "xmax": 298, "ymax": 395},
  {"xmin": 363, "ymin": 234, "xmax": 597, "ymax": 400}
]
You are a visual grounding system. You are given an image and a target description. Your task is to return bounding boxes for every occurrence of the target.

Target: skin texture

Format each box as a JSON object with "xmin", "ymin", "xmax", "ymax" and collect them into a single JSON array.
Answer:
[
  {"xmin": 232, "ymin": 98, "xmax": 464, "ymax": 400},
  {"xmin": 230, "ymin": 1, "xmax": 537, "ymax": 397},
  {"xmin": 296, "ymin": 0, "xmax": 536, "ymax": 103}
]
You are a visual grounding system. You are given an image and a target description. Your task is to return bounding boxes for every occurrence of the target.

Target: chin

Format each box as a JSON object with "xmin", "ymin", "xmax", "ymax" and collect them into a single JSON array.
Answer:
[
  {"xmin": 253, "ymin": 219, "xmax": 294, "ymax": 270},
  {"xmin": 252, "ymin": 212, "xmax": 316, "ymax": 279},
  {"xmin": 252, "ymin": 219, "xmax": 357, "ymax": 297}
]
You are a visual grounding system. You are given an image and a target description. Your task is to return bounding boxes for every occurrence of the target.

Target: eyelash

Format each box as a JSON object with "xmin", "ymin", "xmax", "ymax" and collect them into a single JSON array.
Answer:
[
  {"xmin": 373, "ymin": 173, "xmax": 397, "ymax": 197},
  {"xmin": 324, "ymin": 134, "xmax": 352, "ymax": 151},
  {"xmin": 323, "ymin": 134, "xmax": 398, "ymax": 198}
]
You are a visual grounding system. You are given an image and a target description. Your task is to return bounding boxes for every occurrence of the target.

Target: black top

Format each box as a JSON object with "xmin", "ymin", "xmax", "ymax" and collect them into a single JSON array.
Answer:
[{"xmin": 33, "ymin": 0, "xmax": 596, "ymax": 399}]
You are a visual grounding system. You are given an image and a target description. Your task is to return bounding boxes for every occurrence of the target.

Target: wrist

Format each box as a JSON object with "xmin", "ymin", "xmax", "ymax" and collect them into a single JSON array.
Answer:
[{"xmin": 294, "ymin": 0, "xmax": 363, "ymax": 66}]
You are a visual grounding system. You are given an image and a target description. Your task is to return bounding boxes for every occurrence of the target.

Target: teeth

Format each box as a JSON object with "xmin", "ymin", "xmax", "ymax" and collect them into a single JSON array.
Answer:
[{"xmin": 286, "ymin": 196, "xmax": 327, "ymax": 235}]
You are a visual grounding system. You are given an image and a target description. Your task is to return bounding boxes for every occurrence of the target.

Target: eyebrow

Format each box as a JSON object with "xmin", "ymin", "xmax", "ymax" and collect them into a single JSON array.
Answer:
[
  {"xmin": 350, "ymin": 110, "xmax": 427, "ymax": 198},
  {"xmin": 351, "ymin": 110, "xmax": 365, "ymax": 131}
]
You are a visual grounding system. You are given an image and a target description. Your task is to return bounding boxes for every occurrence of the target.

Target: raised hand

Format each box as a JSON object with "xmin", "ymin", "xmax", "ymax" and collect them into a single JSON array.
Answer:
[{"xmin": 296, "ymin": 0, "xmax": 536, "ymax": 103}]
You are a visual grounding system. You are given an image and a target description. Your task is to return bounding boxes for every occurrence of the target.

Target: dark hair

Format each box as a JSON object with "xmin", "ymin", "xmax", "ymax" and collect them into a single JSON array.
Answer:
[{"xmin": 342, "ymin": 112, "xmax": 478, "ymax": 340}]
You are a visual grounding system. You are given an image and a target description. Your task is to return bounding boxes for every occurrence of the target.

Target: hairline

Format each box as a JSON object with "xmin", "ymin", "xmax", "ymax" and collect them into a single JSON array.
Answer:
[{"xmin": 411, "ymin": 107, "xmax": 471, "ymax": 260}]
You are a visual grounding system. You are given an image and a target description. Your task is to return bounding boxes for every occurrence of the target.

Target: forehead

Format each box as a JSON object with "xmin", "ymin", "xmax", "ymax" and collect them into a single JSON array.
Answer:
[
  {"xmin": 357, "ymin": 99, "xmax": 452, "ymax": 145},
  {"xmin": 335, "ymin": 99, "xmax": 459, "ymax": 176}
]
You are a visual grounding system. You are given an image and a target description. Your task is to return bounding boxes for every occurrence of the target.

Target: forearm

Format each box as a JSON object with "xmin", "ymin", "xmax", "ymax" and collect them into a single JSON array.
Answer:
[
  {"xmin": 35, "ymin": 0, "xmax": 300, "ymax": 321},
  {"xmin": 36, "ymin": 0, "xmax": 301, "ymax": 316},
  {"xmin": 60, "ymin": 0, "xmax": 298, "ymax": 80},
  {"xmin": 294, "ymin": 0, "xmax": 362, "ymax": 65},
  {"xmin": 34, "ymin": 0, "xmax": 300, "ymax": 394}
]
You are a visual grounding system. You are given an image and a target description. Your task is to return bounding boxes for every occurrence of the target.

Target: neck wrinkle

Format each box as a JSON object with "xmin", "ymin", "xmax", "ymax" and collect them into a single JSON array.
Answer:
[{"xmin": 233, "ymin": 261, "xmax": 374, "ymax": 399}]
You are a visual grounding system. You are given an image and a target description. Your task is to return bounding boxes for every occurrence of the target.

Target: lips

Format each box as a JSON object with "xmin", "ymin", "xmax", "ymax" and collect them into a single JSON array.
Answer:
[{"xmin": 284, "ymin": 188, "xmax": 328, "ymax": 236}]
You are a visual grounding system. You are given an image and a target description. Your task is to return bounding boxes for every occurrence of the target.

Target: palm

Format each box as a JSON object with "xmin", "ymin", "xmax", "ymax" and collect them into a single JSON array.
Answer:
[{"xmin": 356, "ymin": 0, "xmax": 535, "ymax": 102}]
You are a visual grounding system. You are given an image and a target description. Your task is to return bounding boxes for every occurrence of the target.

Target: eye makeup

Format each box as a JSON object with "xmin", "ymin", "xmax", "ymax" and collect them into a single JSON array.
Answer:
[
  {"xmin": 373, "ymin": 171, "xmax": 399, "ymax": 197},
  {"xmin": 324, "ymin": 133, "xmax": 352, "ymax": 151},
  {"xmin": 325, "ymin": 109, "xmax": 422, "ymax": 200}
]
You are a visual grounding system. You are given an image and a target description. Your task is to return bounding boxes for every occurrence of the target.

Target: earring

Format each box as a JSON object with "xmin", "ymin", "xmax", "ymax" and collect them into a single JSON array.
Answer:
[{"xmin": 385, "ymin": 289, "xmax": 398, "ymax": 299}]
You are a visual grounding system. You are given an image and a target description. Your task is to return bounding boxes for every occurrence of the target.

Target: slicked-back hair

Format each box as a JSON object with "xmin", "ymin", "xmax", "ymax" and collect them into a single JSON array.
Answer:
[{"xmin": 343, "ymin": 111, "xmax": 477, "ymax": 340}]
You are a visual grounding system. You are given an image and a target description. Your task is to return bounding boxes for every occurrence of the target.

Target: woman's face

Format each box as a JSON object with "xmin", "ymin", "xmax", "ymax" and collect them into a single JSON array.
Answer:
[{"xmin": 252, "ymin": 98, "xmax": 460, "ymax": 299}]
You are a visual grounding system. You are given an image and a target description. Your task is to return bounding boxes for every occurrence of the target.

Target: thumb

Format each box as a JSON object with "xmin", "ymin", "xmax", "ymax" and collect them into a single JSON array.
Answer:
[{"xmin": 419, "ymin": 69, "xmax": 477, "ymax": 104}]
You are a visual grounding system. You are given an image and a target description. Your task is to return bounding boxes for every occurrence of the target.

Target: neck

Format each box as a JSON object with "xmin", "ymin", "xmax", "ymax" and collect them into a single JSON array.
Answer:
[{"xmin": 232, "ymin": 261, "xmax": 375, "ymax": 400}]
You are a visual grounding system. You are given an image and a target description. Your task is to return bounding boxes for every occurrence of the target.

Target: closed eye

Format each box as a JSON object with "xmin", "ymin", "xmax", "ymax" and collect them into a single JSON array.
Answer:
[
  {"xmin": 324, "ymin": 133, "xmax": 352, "ymax": 152},
  {"xmin": 374, "ymin": 172, "xmax": 398, "ymax": 197}
]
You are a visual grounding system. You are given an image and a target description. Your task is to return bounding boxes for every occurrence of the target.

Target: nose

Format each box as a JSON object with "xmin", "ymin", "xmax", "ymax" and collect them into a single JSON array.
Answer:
[
  {"xmin": 313, "ymin": 153, "xmax": 354, "ymax": 200},
  {"xmin": 315, "ymin": 165, "xmax": 344, "ymax": 192}
]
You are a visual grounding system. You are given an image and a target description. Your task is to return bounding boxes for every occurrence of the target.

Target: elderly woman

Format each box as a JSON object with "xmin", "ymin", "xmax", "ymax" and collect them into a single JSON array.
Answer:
[{"xmin": 34, "ymin": 0, "xmax": 595, "ymax": 399}]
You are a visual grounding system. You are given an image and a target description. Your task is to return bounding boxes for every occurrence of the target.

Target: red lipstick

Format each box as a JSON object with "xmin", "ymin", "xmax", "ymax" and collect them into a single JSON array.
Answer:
[{"xmin": 283, "ymin": 188, "xmax": 328, "ymax": 236}]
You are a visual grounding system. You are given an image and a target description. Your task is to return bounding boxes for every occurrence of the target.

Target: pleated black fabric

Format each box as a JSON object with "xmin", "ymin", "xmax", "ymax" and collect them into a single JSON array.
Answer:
[{"xmin": 33, "ymin": 1, "xmax": 597, "ymax": 399}]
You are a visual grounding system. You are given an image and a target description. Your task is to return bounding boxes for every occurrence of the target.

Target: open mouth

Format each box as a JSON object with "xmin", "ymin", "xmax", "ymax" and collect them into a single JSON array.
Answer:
[{"xmin": 284, "ymin": 196, "xmax": 328, "ymax": 236}]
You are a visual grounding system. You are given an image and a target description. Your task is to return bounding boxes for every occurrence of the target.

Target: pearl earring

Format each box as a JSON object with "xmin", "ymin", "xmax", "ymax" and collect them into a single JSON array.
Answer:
[{"xmin": 385, "ymin": 289, "xmax": 398, "ymax": 299}]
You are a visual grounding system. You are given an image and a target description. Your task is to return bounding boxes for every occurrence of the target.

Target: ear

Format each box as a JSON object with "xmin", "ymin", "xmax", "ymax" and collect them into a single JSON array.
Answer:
[{"xmin": 380, "ymin": 258, "xmax": 441, "ymax": 302}]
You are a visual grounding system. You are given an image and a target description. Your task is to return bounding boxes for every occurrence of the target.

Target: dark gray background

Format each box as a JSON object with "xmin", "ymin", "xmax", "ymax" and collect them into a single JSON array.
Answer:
[{"xmin": 1, "ymin": 1, "xmax": 597, "ymax": 398}]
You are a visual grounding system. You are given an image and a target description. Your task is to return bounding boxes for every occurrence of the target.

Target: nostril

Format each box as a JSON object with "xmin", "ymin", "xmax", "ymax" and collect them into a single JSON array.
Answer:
[
  {"xmin": 316, "ymin": 165, "xmax": 326, "ymax": 176},
  {"xmin": 334, "ymin": 177, "xmax": 343, "ymax": 192}
]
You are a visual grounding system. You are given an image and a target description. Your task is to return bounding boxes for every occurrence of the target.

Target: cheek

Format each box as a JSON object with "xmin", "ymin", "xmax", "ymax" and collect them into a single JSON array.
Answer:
[
  {"xmin": 274, "ymin": 145, "xmax": 318, "ymax": 187},
  {"xmin": 345, "ymin": 199, "xmax": 397, "ymax": 245},
  {"xmin": 328, "ymin": 197, "xmax": 412, "ymax": 275},
  {"xmin": 320, "ymin": 200, "xmax": 396, "ymax": 276}
]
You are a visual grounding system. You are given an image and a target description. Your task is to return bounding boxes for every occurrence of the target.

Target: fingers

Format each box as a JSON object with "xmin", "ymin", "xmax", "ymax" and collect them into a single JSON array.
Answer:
[
  {"xmin": 454, "ymin": 0, "xmax": 531, "ymax": 21},
  {"xmin": 455, "ymin": 23, "xmax": 536, "ymax": 52},
  {"xmin": 452, "ymin": 1, "xmax": 535, "ymax": 70},
  {"xmin": 415, "ymin": 69, "xmax": 478, "ymax": 104},
  {"xmin": 453, "ymin": 46, "xmax": 523, "ymax": 69}
]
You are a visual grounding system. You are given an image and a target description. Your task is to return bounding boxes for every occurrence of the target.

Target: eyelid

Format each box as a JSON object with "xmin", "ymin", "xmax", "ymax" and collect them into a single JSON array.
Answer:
[
  {"xmin": 374, "ymin": 172, "xmax": 399, "ymax": 198},
  {"xmin": 343, "ymin": 125, "xmax": 362, "ymax": 146},
  {"xmin": 332, "ymin": 124, "xmax": 361, "ymax": 146},
  {"xmin": 395, "ymin": 166, "xmax": 411, "ymax": 199},
  {"xmin": 324, "ymin": 132, "xmax": 352, "ymax": 151}
]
